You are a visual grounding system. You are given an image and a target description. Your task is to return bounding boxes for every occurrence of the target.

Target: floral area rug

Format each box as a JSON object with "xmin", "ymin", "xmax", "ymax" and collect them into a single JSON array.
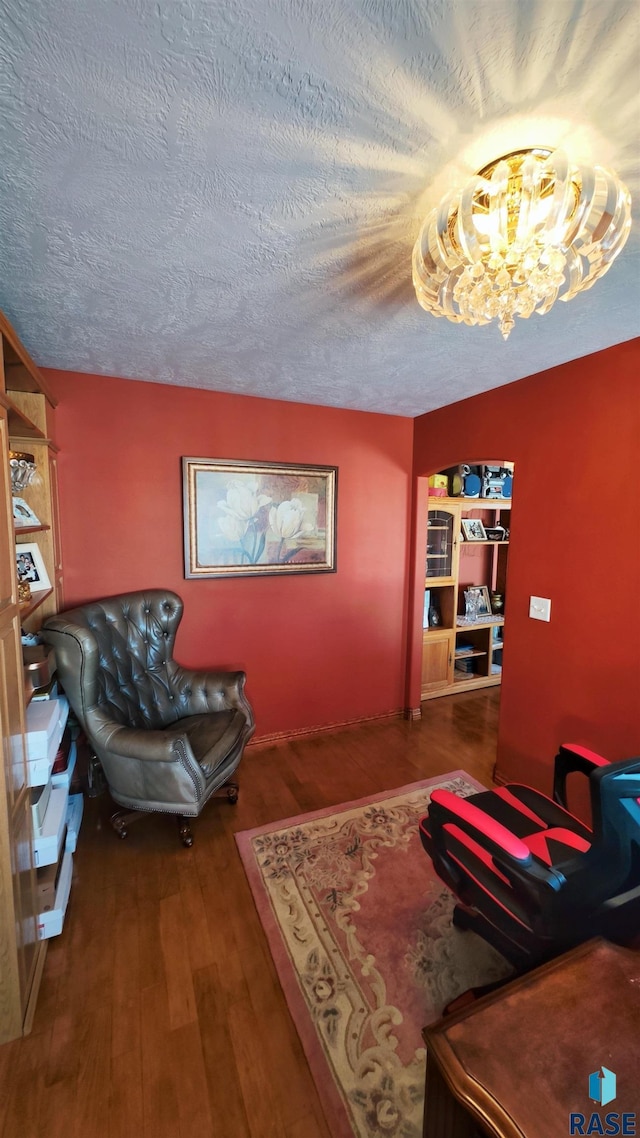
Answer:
[{"xmin": 236, "ymin": 772, "xmax": 513, "ymax": 1138}]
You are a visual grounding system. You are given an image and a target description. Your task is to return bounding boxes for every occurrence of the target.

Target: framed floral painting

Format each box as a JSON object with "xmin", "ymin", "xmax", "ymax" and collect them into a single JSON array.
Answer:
[{"xmin": 182, "ymin": 458, "xmax": 338, "ymax": 578}]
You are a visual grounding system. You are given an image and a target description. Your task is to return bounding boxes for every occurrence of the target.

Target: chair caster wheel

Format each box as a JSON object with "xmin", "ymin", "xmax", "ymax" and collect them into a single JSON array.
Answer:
[
  {"xmin": 111, "ymin": 812, "xmax": 131, "ymax": 840},
  {"xmin": 177, "ymin": 817, "xmax": 194, "ymax": 847}
]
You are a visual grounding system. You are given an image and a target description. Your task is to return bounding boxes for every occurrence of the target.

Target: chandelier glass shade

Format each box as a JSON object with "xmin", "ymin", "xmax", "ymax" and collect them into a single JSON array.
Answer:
[{"xmin": 412, "ymin": 148, "xmax": 632, "ymax": 339}]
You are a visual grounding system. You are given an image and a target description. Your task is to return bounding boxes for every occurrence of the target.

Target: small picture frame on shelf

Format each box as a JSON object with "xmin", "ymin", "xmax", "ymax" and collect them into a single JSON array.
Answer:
[
  {"xmin": 463, "ymin": 585, "xmax": 492, "ymax": 621},
  {"xmin": 15, "ymin": 542, "xmax": 51, "ymax": 591},
  {"xmin": 461, "ymin": 518, "xmax": 487, "ymax": 541},
  {"xmin": 12, "ymin": 497, "xmax": 41, "ymax": 527}
]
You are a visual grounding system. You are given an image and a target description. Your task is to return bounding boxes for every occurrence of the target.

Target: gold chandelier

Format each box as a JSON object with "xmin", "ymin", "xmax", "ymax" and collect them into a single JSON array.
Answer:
[{"xmin": 412, "ymin": 147, "xmax": 632, "ymax": 339}]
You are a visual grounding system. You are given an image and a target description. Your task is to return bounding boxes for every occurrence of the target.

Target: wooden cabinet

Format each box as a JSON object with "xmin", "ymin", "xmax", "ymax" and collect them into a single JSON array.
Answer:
[
  {"xmin": 425, "ymin": 504, "xmax": 459, "ymax": 584},
  {"xmin": 421, "ymin": 496, "xmax": 510, "ymax": 702},
  {"xmin": 0, "ymin": 310, "xmax": 62, "ymax": 1043},
  {"xmin": 421, "ymin": 631, "xmax": 452, "ymax": 694}
]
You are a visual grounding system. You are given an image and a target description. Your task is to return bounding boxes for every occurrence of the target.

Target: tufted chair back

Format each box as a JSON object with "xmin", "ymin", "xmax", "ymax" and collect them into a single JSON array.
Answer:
[
  {"xmin": 42, "ymin": 589, "xmax": 255, "ymax": 843},
  {"xmin": 62, "ymin": 591, "xmax": 186, "ymax": 732}
]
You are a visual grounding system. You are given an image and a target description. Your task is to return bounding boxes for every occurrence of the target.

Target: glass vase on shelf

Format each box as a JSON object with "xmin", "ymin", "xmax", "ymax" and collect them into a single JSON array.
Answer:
[
  {"xmin": 464, "ymin": 591, "xmax": 480, "ymax": 622},
  {"xmin": 9, "ymin": 451, "xmax": 38, "ymax": 494}
]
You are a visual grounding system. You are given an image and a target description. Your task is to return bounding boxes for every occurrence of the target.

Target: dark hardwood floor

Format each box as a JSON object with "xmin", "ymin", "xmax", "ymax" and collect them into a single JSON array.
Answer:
[{"xmin": 0, "ymin": 688, "xmax": 500, "ymax": 1138}]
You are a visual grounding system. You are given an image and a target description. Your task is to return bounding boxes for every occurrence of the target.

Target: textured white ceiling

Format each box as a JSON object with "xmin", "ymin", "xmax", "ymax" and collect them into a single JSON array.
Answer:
[{"xmin": 0, "ymin": 0, "xmax": 638, "ymax": 416}]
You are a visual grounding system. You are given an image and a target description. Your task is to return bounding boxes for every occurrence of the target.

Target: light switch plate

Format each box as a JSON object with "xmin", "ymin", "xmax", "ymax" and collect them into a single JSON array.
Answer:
[{"xmin": 529, "ymin": 596, "xmax": 551, "ymax": 622}]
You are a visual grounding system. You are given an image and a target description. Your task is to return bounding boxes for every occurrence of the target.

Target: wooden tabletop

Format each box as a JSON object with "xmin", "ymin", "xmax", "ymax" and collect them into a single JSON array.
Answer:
[{"xmin": 423, "ymin": 938, "xmax": 640, "ymax": 1138}]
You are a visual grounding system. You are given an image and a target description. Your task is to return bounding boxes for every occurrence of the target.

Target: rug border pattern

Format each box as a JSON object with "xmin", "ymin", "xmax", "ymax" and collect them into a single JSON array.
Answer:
[{"xmin": 235, "ymin": 771, "xmax": 486, "ymax": 1137}]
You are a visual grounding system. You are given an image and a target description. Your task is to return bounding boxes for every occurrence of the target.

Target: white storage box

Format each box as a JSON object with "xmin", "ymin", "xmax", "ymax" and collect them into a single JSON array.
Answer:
[
  {"xmin": 38, "ymin": 850, "xmax": 73, "ymax": 940},
  {"xmin": 36, "ymin": 856, "xmax": 64, "ymax": 910},
  {"xmin": 25, "ymin": 696, "xmax": 69, "ymax": 786},
  {"xmin": 30, "ymin": 779, "xmax": 52, "ymax": 833},
  {"xmin": 32, "ymin": 786, "xmax": 68, "ymax": 868},
  {"xmin": 64, "ymin": 793, "xmax": 84, "ymax": 854}
]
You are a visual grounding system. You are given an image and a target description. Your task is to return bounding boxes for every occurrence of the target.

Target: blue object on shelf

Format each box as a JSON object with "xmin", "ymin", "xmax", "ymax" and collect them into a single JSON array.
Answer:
[{"xmin": 65, "ymin": 793, "xmax": 84, "ymax": 854}]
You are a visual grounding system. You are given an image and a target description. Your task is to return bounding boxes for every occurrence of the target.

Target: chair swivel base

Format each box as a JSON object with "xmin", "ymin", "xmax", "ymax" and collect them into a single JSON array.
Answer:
[{"xmin": 110, "ymin": 780, "xmax": 240, "ymax": 846}]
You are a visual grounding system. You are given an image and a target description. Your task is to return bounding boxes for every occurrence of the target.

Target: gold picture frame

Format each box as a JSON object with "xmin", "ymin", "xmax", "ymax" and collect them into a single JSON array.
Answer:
[{"xmin": 182, "ymin": 457, "xmax": 337, "ymax": 579}]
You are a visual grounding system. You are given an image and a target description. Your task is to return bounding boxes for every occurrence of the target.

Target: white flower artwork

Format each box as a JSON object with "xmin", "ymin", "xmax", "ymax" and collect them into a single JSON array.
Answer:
[{"xmin": 182, "ymin": 458, "xmax": 337, "ymax": 578}]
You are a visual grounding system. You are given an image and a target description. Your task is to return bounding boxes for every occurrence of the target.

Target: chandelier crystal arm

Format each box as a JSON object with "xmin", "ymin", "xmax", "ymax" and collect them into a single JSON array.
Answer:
[
  {"xmin": 563, "ymin": 165, "xmax": 596, "ymax": 247},
  {"xmin": 457, "ymin": 177, "xmax": 485, "ymax": 263},
  {"xmin": 589, "ymin": 175, "xmax": 621, "ymax": 244}
]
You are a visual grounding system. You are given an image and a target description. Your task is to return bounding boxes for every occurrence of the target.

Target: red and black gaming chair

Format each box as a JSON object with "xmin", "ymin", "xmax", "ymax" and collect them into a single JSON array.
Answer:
[{"xmin": 419, "ymin": 744, "xmax": 640, "ymax": 970}]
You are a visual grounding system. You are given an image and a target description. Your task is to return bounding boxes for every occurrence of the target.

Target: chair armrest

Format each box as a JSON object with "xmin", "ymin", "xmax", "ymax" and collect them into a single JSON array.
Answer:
[
  {"xmin": 91, "ymin": 717, "xmax": 207, "ymax": 795},
  {"xmin": 172, "ymin": 666, "xmax": 255, "ymax": 729},
  {"xmin": 93, "ymin": 719, "xmax": 183, "ymax": 763},
  {"xmin": 428, "ymin": 790, "xmax": 568, "ymax": 903},
  {"xmin": 429, "ymin": 789, "xmax": 532, "ymax": 864},
  {"xmin": 553, "ymin": 743, "xmax": 610, "ymax": 808}
]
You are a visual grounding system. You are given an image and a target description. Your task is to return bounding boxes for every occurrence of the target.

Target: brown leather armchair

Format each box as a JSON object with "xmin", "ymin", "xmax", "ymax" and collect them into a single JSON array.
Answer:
[{"xmin": 42, "ymin": 589, "xmax": 255, "ymax": 845}]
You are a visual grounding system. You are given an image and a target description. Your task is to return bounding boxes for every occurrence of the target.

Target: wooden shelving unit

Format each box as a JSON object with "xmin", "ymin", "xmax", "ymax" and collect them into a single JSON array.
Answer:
[
  {"xmin": 421, "ymin": 495, "xmax": 510, "ymax": 701},
  {"xmin": 0, "ymin": 309, "xmax": 64, "ymax": 1044}
]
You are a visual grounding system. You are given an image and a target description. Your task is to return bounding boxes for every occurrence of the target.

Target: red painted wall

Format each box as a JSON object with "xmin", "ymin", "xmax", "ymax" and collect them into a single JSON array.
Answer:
[
  {"xmin": 412, "ymin": 339, "xmax": 640, "ymax": 793},
  {"xmin": 44, "ymin": 370, "xmax": 413, "ymax": 741}
]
